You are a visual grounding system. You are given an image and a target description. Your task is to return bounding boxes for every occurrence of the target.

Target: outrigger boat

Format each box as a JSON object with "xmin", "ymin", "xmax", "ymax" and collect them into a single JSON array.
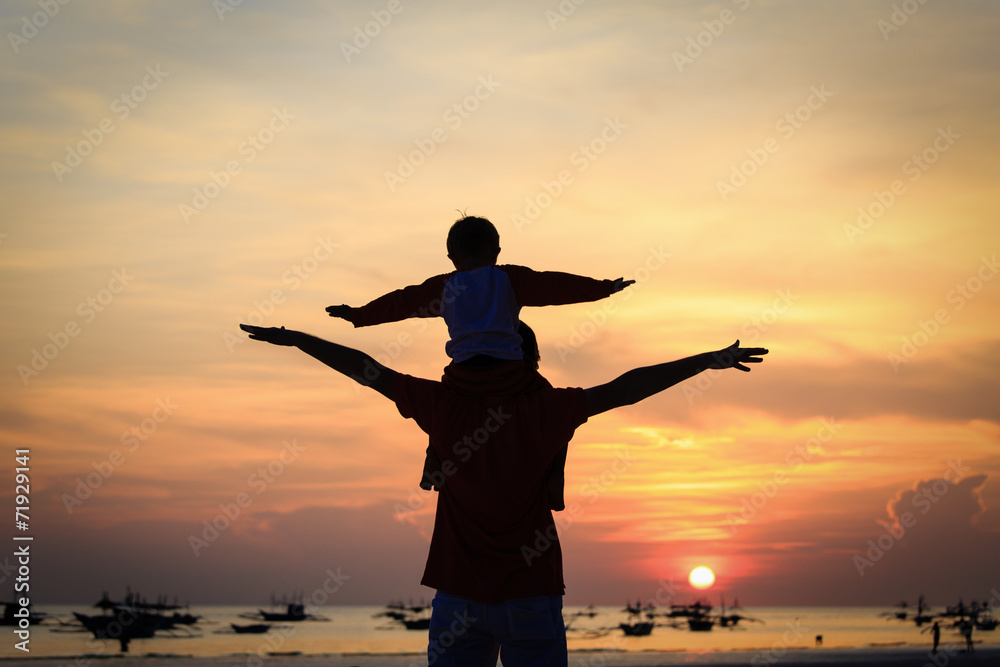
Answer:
[
  {"xmin": 239, "ymin": 592, "xmax": 330, "ymax": 622},
  {"xmin": 374, "ymin": 599, "xmax": 431, "ymax": 631}
]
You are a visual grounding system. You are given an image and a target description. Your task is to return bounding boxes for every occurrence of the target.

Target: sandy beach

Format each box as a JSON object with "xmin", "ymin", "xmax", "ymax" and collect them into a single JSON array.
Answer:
[{"xmin": 3, "ymin": 647, "xmax": 999, "ymax": 667}]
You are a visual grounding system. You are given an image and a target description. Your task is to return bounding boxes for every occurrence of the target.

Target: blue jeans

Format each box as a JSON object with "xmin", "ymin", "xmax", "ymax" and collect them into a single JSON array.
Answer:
[{"xmin": 427, "ymin": 591, "xmax": 567, "ymax": 667}]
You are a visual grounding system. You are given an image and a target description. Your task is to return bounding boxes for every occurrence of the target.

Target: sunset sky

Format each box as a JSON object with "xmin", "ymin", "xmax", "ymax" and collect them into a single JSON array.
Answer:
[{"xmin": 2, "ymin": 0, "xmax": 999, "ymax": 610}]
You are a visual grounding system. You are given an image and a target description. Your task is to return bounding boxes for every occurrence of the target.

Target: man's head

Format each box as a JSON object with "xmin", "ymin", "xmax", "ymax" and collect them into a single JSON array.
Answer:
[
  {"xmin": 446, "ymin": 215, "xmax": 500, "ymax": 270},
  {"xmin": 517, "ymin": 321, "xmax": 540, "ymax": 370}
]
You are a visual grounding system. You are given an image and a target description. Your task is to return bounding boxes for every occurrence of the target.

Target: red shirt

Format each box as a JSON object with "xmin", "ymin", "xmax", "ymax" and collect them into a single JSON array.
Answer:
[{"xmin": 393, "ymin": 365, "xmax": 589, "ymax": 602}]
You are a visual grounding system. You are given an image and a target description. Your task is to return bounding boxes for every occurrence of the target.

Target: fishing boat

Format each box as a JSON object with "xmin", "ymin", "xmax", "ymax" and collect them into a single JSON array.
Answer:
[
  {"xmin": 619, "ymin": 600, "xmax": 657, "ymax": 636},
  {"xmin": 0, "ymin": 601, "xmax": 48, "ymax": 625},
  {"xmin": 375, "ymin": 599, "xmax": 431, "ymax": 630},
  {"xmin": 231, "ymin": 623, "xmax": 272, "ymax": 634},
  {"xmin": 619, "ymin": 619, "xmax": 654, "ymax": 636},
  {"xmin": 239, "ymin": 593, "xmax": 330, "ymax": 622}
]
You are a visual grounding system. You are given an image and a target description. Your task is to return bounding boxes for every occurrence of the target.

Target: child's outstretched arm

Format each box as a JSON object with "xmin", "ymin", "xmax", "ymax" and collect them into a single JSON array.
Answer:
[
  {"xmin": 583, "ymin": 341, "xmax": 767, "ymax": 417},
  {"xmin": 502, "ymin": 265, "xmax": 635, "ymax": 308},
  {"xmin": 325, "ymin": 273, "xmax": 452, "ymax": 327}
]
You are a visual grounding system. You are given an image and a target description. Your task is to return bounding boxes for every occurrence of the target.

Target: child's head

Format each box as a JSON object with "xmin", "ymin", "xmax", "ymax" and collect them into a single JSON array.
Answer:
[{"xmin": 446, "ymin": 215, "xmax": 500, "ymax": 270}]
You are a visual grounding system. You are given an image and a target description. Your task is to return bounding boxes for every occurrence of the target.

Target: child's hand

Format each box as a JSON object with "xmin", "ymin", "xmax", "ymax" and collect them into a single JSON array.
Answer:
[
  {"xmin": 610, "ymin": 277, "xmax": 636, "ymax": 294},
  {"xmin": 240, "ymin": 324, "xmax": 298, "ymax": 346},
  {"xmin": 326, "ymin": 304, "xmax": 352, "ymax": 320}
]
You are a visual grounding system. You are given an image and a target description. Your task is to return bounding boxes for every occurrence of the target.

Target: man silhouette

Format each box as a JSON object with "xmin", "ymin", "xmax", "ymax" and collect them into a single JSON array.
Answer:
[{"xmin": 241, "ymin": 323, "xmax": 766, "ymax": 666}]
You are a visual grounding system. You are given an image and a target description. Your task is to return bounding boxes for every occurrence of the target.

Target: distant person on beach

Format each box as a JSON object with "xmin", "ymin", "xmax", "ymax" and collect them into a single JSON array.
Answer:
[
  {"xmin": 961, "ymin": 619, "xmax": 974, "ymax": 652},
  {"xmin": 326, "ymin": 215, "xmax": 634, "ymax": 510},
  {"xmin": 241, "ymin": 321, "xmax": 766, "ymax": 666},
  {"xmin": 922, "ymin": 620, "xmax": 940, "ymax": 653}
]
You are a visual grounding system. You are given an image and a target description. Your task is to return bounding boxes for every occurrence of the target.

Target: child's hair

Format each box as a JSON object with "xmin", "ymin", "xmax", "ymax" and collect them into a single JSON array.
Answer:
[{"xmin": 446, "ymin": 215, "xmax": 500, "ymax": 267}]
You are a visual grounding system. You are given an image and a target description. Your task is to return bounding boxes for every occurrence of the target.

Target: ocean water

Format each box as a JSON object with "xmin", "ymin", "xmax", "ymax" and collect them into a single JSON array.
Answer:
[{"xmin": 5, "ymin": 605, "xmax": 997, "ymax": 661}]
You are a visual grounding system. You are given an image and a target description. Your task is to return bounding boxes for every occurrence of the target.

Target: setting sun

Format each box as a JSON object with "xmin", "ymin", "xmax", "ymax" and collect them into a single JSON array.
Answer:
[{"xmin": 689, "ymin": 566, "xmax": 716, "ymax": 590}]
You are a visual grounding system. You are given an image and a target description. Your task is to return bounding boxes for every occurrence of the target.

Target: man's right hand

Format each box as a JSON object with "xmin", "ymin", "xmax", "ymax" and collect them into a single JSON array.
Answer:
[
  {"xmin": 240, "ymin": 324, "xmax": 299, "ymax": 346},
  {"xmin": 708, "ymin": 340, "xmax": 769, "ymax": 372}
]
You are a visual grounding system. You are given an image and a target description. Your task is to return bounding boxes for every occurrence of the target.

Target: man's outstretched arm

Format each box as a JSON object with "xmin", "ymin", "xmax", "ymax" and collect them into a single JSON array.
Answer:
[
  {"xmin": 240, "ymin": 324, "xmax": 397, "ymax": 400},
  {"xmin": 583, "ymin": 341, "xmax": 767, "ymax": 417}
]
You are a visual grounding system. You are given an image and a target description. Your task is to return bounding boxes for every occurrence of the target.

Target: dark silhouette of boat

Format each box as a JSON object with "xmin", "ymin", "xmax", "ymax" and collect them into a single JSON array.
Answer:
[
  {"xmin": 258, "ymin": 603, "xmax": 308, "ymax": 622},
  {"xmin": 0, "ymin": 601, "xmax": 49, "ymax": 626},
  {"xmin": 941, "ymin": 597, "xmax": 998, "ymax": 632},
  {"xmin": 401, "ymin": 617, "xmax": 431, "ymax": 630},
  {"xmin": 666, "ymin": 599, "xmax": 711, "ymax": 618},
  {"xmin": 72, "ymin": 609, "xmax": 159, "ymax": 654},
  {"xmin": 619, "ymin": 599, "xmax": 658, "ymax": 636},
  {"xmin": 87, "ymin": 589, "xmax": 201, "ymax": 626},
  {"xmin": 239, "ymin": 593, "xmax": 329, "ymax": 622},
  {"xmin": 375, "ymin": 599, "xmax": 431, "ymax": 631},
  {"xmin": 70, "ymin": 588, "xmax": 200, "ymax": 653},
  {"xmin": 687, "ymin": 617, "xmax": 714, "ymax": 631},
  {"xmin": 571, "ymin": 604, "xmax": 599, "ymax": 619},
  {"xmin": 975, "ymin": 608, "xmax": 998, "ymax": 631},
  {"xmin": 879, "ymin": 600, "xmax": 910, "ymax": 620},
  {"xmin": 684, "ymin": 600, "xmax": 715, "ymax": 631},
  {"xmin": 880, "ymin": 595, "xmax": 934, "ymax": 626},
  {"xmin": 232, "ymin": 623, "xmax": 272, "ymax": 634},
  {"xmin": 660, "ymin": 599, "xmax": 716, "ymax": 630},
  {"xmin": 653, "ymin": 597, "xmax": 761, "ymax": 632},
  {"xmin": 73, "ymin": 610, "xmax": 160, "ymax": 637},
  {"xmin": 619, "ymin": 620, "xmax": 654, "ymax": 636},
  {"xmin": 716, "ymin": 597, "xmax": 763, "ymax": 629}
]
